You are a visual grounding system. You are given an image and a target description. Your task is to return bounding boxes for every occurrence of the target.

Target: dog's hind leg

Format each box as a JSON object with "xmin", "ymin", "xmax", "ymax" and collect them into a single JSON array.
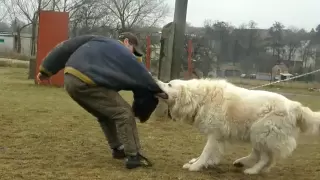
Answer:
[
  {"xmin": 260, "ymin": 152, "xmax": 276, "ymax": 173},
  {"xmin": 183, "ymin": 134, "xmax": 224, "ymax": 171},
  {"xmin": 233, "ymin": 148, "xmax": 260, "ymax": 168},
  {"xmin": 243, "ymin": 114, "xmax": 297, "ymax": 174},
  {"xmin": 243, "ymin": 150, "xmax": 274, "ymax": 175}
]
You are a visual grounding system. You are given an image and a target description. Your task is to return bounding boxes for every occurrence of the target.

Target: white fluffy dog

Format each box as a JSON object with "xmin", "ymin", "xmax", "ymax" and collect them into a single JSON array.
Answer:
[{"xmin": 155, "ymin": 78, "xmax": 320, "ymax": 175}]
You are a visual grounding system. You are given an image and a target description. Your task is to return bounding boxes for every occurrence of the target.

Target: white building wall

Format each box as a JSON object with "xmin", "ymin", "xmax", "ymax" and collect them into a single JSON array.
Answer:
[
  {"xmin": 20, "ymin": 36, "xmax": 32, "ymax": 56},
  {"xmin": 0, "ymin": 35, "xmax": 14, "ymax": 52},
  {"xmin": 0, "ymin": 33, "xmax": 32, "ymax": 56}
]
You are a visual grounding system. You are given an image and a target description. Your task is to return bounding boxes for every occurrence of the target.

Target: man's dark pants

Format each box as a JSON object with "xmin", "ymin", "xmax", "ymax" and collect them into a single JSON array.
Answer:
[{"xmin": 64, "ymin": 73, "xmax": 141, "ymax": 156}]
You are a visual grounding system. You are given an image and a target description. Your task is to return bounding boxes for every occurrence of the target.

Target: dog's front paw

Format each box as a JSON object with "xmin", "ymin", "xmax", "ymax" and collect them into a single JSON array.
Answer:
[
  {"xmin": 182, "ymin": 163, "xmax": 191, "ymax": 169},
  {"xmin": 182, "ymin": 157, "xmax": 199, "ymax": 170},
  {"xmin": 244, "ymin": 168, "xmax": 260, "ymax": 175},
  {"xmin": 182, "ymin": 162, "xmax": 203, "ymax": 171},
  {"xmin": 188, "ymin": 163, "xmax": 203, "ymax": 171},
  {"xmin": 188, "ymin": 157, "xmax": 199, "ymax": 164},
  {"xmin": 233, "ymin": 160, "xmax": 244, "ymax": 168}
]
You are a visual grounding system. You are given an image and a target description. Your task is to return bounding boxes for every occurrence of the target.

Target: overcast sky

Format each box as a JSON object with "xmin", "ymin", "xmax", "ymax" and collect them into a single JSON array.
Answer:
[{"xmin": 163, "ymin": 0, "xmax": 319, "ymax": 31}]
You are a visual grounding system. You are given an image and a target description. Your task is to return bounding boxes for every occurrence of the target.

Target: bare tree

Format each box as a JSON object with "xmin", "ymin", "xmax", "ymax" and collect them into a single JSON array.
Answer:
[
  {"xmin": 283, "ymin": 27, "xmax": 302, "ymax": 62},
  {"xmin": 312, "ymin": 24, "xmax": 320, "ymax": 45},
  {"xmin": 204, "ymin": 20, "xmax": 233, "ymax": 74},
  {"xmin": 50, "ymin": 0, "xmax": 93, "ymax": 13},
  {"xmin": 67, "ymin": 0, "xmax": 169, "ymax": 36},
  {"xmin": 43, "ymin": 0, "xmax": 115, "ymax": 37},
  {"xmin": 1, "ymin": 0, "xmax": 168, "ymax": 56},
  {"xmin": 102, "ymin": 0, "xmax": 170, "ymax": 32},
  {"xmin": 0, "ymin": 4, "xmax": 10, "ymax": 31},
  {"xmin": 1, "ymin": 0, "xmax": 53, "ymax": 54},
  {"xmin": 300, "ymin": 40, "xmax": 316, "ymax": 66},
  {"xmin": 1, "ymin": 0, "xmax": 94, "ymax": 55},
  {"xmin": 2, "ymin": 1, "xmax": 28, "ymax": 53},
  {"xmin": 69, "ymin": 0, "xmax": 116, "ymax": 36},
  {"xmin": 268, "ymin": 21, "xmax": 285, "ymax": 60},
  {"xmin": 246, "ymin": 20, "xmax": 259, "ymax": 56},
  {"xmin": 0, "ymin": 4, "xmax": 8, "ymax": 22}
]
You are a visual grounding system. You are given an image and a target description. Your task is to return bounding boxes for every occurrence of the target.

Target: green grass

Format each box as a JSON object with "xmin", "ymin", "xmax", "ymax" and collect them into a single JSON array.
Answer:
[
  {"xmin": 1, "ymin": 67, "xmax": 320, "ymax": 180},
  {"xmin": 0, "ymin": 51, "xmax": 32, "ymax": 61},
  {"xmin": 0, "ymin": 58, "xmax": 29, "ymax": 69}
]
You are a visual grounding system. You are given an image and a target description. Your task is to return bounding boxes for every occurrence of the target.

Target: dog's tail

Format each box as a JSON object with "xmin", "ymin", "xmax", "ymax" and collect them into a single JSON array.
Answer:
[{"xmin": 296, "ymin": 104, "xmax": 320, "ymax": 134}]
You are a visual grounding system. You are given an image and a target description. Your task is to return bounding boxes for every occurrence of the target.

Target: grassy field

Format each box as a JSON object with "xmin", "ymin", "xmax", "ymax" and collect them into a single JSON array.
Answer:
[{"xmin": 1, "ymin": 67, "xmax": 320, "ymax": 180}]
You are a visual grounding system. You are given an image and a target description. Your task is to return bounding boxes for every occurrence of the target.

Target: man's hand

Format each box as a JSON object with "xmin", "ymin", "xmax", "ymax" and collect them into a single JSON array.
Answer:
[{"xmin": 36, "ymin": 72, "xmax": 50, "ymax": 83}]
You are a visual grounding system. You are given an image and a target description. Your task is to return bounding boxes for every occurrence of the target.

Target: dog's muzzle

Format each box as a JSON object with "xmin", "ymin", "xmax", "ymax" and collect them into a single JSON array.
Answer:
[{"xmin": 156, "ymin": 92, "xmax": 168, "ymax": 99}]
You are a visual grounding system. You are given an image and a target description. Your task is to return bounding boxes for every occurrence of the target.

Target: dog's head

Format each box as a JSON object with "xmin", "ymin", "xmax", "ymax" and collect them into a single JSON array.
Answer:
[
  {"xmin": 155, "ymin": 79, "xmax": 198, "ymax": 124},
  {"xmin": 155, "ymin": 79, "xmax": 189, "ymax": 103}
]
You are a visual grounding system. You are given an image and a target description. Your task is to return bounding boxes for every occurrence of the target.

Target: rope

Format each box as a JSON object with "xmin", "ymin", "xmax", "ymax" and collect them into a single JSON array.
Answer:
[{"xmin": 249, "ymin": 68, "xmax": 320, "ymax": 90}]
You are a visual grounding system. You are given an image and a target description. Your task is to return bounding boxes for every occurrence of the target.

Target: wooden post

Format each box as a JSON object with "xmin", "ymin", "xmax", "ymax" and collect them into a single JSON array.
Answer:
[
  {"xmin": 154, "ymin": 0, "xmax": 188, "ymax": 118},
  {"xmin": 170, "ymin": 0, "xmax": 188, "ymax": 80},
  {"xmin": 28, "ymin": 57, "xmax": 36, "ymax": 79},
  {"xmin": 187, "ymin": 39, "xmax": 193, "ymax": 78},
  {"xmin": 157, "ymin": 22, "xmax": 175, "ymax": 82},
  {"xmin": 154, "ymin": 22, "xmax": 175, "ymax": 118},
  {"xmin": 145, "ymin": 35, "xmax": 151, "ymax": 70}
]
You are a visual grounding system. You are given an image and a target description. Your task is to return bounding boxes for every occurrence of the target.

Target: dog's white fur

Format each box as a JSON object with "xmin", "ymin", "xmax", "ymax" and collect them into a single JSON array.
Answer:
[{"xmin": 156, "ymin": 78, "xmax": 320, "ymax": 175}]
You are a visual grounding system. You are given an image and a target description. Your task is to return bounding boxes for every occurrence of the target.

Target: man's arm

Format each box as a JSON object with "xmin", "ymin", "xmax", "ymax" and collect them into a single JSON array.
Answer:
[
  {"xmin": 119, "ymin": 55, "xmax": 164, "ymax": 122},
  {"xmin": 39, "ymin": 35, "xmax": 97, "ymax": 77},
  {"xmin": 132, "ymin": 90, "xmax": 159, "ymax": 123},
  {"xmin": 99, "ymin": 48, "xmax": 163, "ymax": 122}
]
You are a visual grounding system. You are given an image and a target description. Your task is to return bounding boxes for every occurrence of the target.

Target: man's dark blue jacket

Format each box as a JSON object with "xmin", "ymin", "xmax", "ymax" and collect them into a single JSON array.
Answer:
[{"xmin": 39, "ymin": 35, "xmax": 163, "ymax": 122}]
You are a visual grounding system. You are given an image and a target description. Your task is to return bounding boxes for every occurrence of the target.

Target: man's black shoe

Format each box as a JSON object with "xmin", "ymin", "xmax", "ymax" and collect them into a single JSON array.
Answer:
[
  {"xmin": 125, "ymin": 153, "xmax": 153, "ymax": 169},
  {"xmin": 112, "ymin": 147, "xmax": 125, "ymax": 159}
]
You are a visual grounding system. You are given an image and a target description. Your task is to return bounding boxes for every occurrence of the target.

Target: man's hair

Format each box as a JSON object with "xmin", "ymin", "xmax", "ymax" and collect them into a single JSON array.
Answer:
[
  {"xmin": 118, "ymin": 32, "xmax": 143, "ymax": 57},
  {"xmin": 118, "ymin": 32, "xmax": 138, "ymax": 46}
]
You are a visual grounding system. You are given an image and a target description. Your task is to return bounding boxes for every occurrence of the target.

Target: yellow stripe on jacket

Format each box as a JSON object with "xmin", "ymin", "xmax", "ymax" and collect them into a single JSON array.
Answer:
[
  {"xmin": 136, "ymin": 56, "xmax": 142, "ymax": 63},
  {"xmin": 64, "ymin": 66, "xmax": 96, "ymax": 85}
]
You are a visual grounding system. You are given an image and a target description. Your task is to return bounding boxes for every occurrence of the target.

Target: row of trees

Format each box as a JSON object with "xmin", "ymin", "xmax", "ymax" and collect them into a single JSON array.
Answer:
[
  {"xmin": 0, "ymin": 0, "xmax": 170, "ymax": 55},
  {"xmin": 1, "ymin": 1, "xmax": 320, "ymax": 78},
  {"xmin": 183, "ymin": 21, "xmax": 320, "ymax": 76}
]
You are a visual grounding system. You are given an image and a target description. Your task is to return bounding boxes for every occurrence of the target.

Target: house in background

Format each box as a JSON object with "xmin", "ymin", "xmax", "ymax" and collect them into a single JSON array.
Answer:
[
  {"xmin": 0, "ymin": 32, "xmax": 32, "ymax": 56},
  {"xmin": 219, "ymin": 63, "xmax": 242, "ymax": 77},
  {"xmin": 0, "ymin": 32, "xmax": 14, "ymax": 52},
  {"xmin": 272, "ymin": 62, "xmax": 293, "ymax": 80}
]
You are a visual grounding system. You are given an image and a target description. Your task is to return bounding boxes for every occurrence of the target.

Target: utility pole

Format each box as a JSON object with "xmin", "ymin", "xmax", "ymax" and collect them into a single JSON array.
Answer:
[
  {"xmin": 171, "ymin": 0, "xmax": 188, "ymax": 79},
  {"xmin": 154, "ymin": 0, "xmax": 188, "ymax": 119}
]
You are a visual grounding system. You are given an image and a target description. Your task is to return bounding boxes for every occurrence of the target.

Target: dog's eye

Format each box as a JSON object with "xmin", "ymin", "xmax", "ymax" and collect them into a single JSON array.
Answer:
[{"xmin": 168, "ymin": 83, "xmax": 172, "ymax": 87}]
